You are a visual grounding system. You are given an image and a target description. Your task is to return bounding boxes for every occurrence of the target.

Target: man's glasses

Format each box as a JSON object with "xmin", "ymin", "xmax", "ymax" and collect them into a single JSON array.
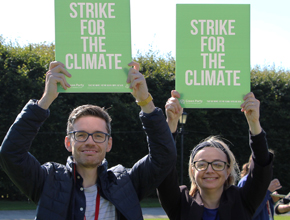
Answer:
[
  {"xmin": 193, "ymin": 160, "xmax": 229, "ymax": 171},
  {"xmin": 69, "ymin": 131, "xmax": 110, "ymax": 143}
]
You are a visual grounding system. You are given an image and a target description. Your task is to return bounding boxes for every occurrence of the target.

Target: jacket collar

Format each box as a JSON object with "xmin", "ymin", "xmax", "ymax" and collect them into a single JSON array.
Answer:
[
  {"xmin": 188, "ymin": 189, "xmax": 233, "ymax": 220},
  {"xmin": 66, "ymin": 156, "xmax": 108, "ymax": 175}
]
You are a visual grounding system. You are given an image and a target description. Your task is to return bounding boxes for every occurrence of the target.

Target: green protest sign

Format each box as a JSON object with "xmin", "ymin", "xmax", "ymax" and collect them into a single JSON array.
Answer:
[
  {"xmin": 176, "ymin": 4, "xmax": 250, "ymax": 108},
  {"xmin": 55, "ymin": 0, "xmax": 131, "ymax": 93}
]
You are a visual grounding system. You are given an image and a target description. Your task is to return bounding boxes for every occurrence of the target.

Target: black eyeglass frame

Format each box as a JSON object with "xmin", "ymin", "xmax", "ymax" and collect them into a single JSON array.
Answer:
[
  {"xmin": 193, "ymin": 160, "xmax": 230, "ymax": 171},
  {"xmin": 68, "ymin": 130, "xmax": 110, "ymax": 143}
]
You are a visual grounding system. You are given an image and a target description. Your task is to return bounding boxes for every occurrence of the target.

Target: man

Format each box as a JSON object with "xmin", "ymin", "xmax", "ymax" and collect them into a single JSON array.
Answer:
[
  {"xmin": 275, "ymin": 192, "xmax": 290, "ymax": 215},
  {"xmin": 0, "ymin": 61, "xmax": 176, "ymax": 220}
]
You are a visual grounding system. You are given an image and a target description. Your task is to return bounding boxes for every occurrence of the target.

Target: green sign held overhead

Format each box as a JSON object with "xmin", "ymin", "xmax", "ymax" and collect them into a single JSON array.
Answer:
[
  {"xmin": 55, "ymin": 0, "xmax": 131, "ymax": 93},
  {"xmin": 176, "ymin": 4, "xmax": 250, "ymax": 108}
]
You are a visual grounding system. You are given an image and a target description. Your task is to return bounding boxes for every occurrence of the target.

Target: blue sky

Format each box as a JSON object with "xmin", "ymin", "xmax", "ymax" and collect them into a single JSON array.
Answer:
[{"xmin": 1, "ymin": 0, "xmax": 289, "ymax": 70}]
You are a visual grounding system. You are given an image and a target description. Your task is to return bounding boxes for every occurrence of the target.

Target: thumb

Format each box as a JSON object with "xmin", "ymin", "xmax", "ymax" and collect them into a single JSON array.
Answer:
[{"xmin": 171, "ymin": 90, "xmax": 181, "ymax": 98}]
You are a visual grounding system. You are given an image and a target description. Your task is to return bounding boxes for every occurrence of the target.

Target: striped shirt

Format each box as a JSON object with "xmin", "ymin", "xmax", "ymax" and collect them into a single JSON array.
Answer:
[{"xmin": 84, "ymin": 184, "xmax": 116, "ymax": 220}]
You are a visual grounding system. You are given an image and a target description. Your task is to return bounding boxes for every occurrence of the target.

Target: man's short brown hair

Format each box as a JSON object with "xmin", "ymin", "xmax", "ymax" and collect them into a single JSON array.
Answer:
[{"xmin": 67, "ymin": 105, "xmax": 112, "ymax": 135}]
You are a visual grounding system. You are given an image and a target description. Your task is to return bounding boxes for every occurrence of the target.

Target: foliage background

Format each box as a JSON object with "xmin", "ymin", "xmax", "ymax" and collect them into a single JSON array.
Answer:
[{"xmin": 0, "ymin": 36, "xmax": 290, "ymax": 201}]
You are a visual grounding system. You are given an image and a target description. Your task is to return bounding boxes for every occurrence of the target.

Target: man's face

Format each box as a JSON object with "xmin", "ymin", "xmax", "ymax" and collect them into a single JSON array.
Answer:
[{"xmin": 65, "ymin": 116, "xmax": 112, "ymax": 169}]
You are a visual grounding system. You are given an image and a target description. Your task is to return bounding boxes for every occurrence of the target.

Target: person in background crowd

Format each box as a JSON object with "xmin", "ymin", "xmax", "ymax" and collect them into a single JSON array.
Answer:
[
  {"xmin": 275, "ymin": 192, "xmax": 290, "ymax": 215},
  {"xmin": 238, "ymin": 153, "xmax": 281, "ymax": 220}
]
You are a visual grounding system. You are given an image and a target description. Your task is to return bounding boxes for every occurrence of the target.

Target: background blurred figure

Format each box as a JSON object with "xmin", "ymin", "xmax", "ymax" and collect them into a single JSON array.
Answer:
[
  {"xmin": 238, "ymin": 152, "xmax": 281, "ymax": 220},
  {"xmin": 275, "ymin": 192, "xmax": 290, "ymax": 215}
]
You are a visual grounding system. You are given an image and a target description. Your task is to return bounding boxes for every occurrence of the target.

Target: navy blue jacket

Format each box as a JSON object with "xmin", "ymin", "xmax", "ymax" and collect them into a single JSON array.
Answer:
[
  {"xmin": 238, "ymin": 175, "xmax": 274, "ymax": 220},
  {"xmin": 0, "ymin": 100, "xmax": 176, "ymax": 220}
]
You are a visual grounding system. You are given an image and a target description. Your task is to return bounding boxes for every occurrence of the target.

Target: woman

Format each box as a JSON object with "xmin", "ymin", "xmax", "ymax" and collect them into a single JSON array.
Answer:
[{"xmin": 159, "ymin": 91, "xmax": 273, "ymax": 220}]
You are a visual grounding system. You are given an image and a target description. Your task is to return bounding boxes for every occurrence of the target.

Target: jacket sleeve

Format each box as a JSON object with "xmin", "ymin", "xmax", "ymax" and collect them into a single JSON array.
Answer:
[
  {"xmin": 252, "ymin": 190, "xmax": 271, "ymax": 218},
  {"xmin": 0, "ymin": 100, "xmax": 50, "ymax": 203},
  {"xmin": 239, "ymin": 130, "xmax": 273, "ymax": 216},
  {"xmin": 128, "ymin": 107, "xmax": 177, "ymax": 200},
  {"xmin": 157, "ymin": 167, "xmax": 182, "ymax": 220},
  {"xmin": 238, "ymin": 175, "xmax": 272, "ymax": 218}
]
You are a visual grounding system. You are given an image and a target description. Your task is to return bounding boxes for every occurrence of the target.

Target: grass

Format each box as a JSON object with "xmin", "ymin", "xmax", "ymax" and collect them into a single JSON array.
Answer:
[
  {"xmin": 0, "ymin": 197, "xmax": 161, "ymax": 210},
  {"xmin": 275, "ymin": 216, "xmax": 290, "ymax": 220},
  {"xmin": 144, "ymin": 216, "xmax": 290, "ymax": 220},
  {"xmin": 141, "ymin": 197, "xmax": 162, "ymax": 208},
  {"xmin": 0, "ymin": 200, "xmax": 36, "ymax": 210},
  {"xmin": 0, "ymin": 198, "xmax": 168, "ymax": 220},
  {"xmin": 145, "ymin": 216, "xmax": 290, "ymax": 220},
  {"xmin": 1, "ymin": 199, "xmax": 289, "ymax": 220},
  {"xmin": 144, "ymin": 219, "xmax": 168, "ymax": 220}
]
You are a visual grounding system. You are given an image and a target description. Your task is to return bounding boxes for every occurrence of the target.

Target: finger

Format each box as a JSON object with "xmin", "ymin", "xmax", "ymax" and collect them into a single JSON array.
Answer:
[
  {"xmin": 47, "ymin": 70, "xmax": 68, "ymax": 82},
  {"xmin": 47, "ymin": 71, "xmax": 71, "ymax": 89},
  {"xmin": 241, "ymin": 98, "xmax": 259, "ymax": 113},
  {"xmin": 53, "ymin": 75, "xmax": 70, "ymax": 90},
  {"xmin": 241, "ymin": 96, "xmax": 256, "ymax": 108},
  {"xmin": 171, "ymin": 90, "xmax": 181, "ymax": 98},
  {"xmin": 166, "ymin": 99, "xmax": 183, "ymax": 115},
  {"xmin": 171, "ymin": 98, "xmax": 183, "ymax": 113},
  {"xmin": 165, "ymin": 105, "xmax": 177, "ymax": 115},
  {"xmin": 49, "ymin": 61, "xmax": 64, "ymax": 71},
  {"xmin": 55, "ymin": 77, "xmax": 70, "ymax": 90},
  {"xmin": 243, "ymin": 92, "xmax": 255, "ymax": 100},
  {"xmin": 243, "ymin": 100, "xmax": 257, "ymax": 109},
  {"xmin": 51, "ymin": 65, "xmax": 72, "ymax": 78},
  {"xmin": 166, "ymin": 97, "xmax": 180, "ymax": 107},
  {"xmin": 246, "ymin": 99, "xmax": 260, "ymax": 111},
  {"xmin": 127, "ymin": 67, "xmax": 139, "ymax": 83},
  {"xmin": 130, "ymin": 75, "xmax": 145, "ymax": 90},
  {"xmin": 271, "ymin": 179, "xmax": 281, "ymax": 187},
  {"xmin": 128, "ymin": 70, "xmax": 143, "ymax": 85},
  {"xmin": 128, "ymin": 61, "xmax": 140, "ymax": 71},
  {"xmin": 165, "ymin": 102, "xmax": 179, "ymax": 114},
  {"xmin": 274, "ymin": 179, "xmax": 282, "ymax": 187}
]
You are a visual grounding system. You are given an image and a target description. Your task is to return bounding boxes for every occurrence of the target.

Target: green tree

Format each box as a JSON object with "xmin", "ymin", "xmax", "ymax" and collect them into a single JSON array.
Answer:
[
  {"xmin": 0, "ymin": 37, "xmax": 55, "ymax": 199},
  {"xmin": 250, "ymin": 66, "xmax": 290, "ymax": 193}
]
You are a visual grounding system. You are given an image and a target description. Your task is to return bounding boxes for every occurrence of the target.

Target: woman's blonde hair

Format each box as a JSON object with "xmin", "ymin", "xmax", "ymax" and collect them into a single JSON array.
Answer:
[{"xmin": 188, "ymin": 136, "xmax": 240, "ymax": 196}]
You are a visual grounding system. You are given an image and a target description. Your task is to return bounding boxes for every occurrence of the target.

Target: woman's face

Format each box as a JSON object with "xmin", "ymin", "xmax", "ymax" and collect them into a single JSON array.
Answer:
[{"xmin": 192, "ymin": 147, "xmax": 231, "ymax": 194}]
